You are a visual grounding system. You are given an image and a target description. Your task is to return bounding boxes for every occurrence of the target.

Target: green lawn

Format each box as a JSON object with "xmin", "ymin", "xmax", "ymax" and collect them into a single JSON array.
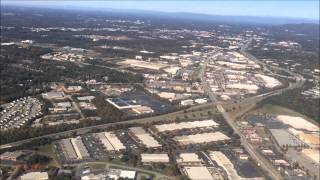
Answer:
[
  {"xmin": 87, "ymin": 163, "xmax": 106, "ymax": 170},
  {"xmin": 37, "ymin": 144, "xmax": 61, "ymax": 168},
  {"xmin": 253, "ymin": 104, "xmax": 317, "ymax": 124}
]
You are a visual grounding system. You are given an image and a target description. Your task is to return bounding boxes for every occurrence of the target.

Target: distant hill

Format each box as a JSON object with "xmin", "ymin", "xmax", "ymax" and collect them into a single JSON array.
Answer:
[{"xmin": 2, "ymin": 4, "xmax": 319, "ymax": 25}]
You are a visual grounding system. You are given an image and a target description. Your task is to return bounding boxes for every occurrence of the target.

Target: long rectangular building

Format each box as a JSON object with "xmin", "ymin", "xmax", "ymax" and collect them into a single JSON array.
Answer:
[
  {"xmin": 97, "ymin": 132, "xmax": 125, "ymax": 151},
  {"xmin": 154, "ymin": 120, "xmax": 219, "ymax": 132},
  {"xmin": 270, "ymin": 129, "xmax": 305, "ymax": 147},
  {"xmin": 174, "ymin": 132, "xmax": 230, "ymax": 145},
  {"xmin": 70, "ymin": 137, "xmax": 90, "ymax": 160},
  {"xmin": 183, "ymin": 166, "xmax": 214, "ymax": 180},
  {"xmin": 209, "ymin": 151, "xmax": 241, "ymax": 180},
  {"xmin": 60, "ymin": 139, "xmax": 78, "ymax": 161},
  {"xmin": 129, "ymin": 127, "xmax": 161, "ymax": 148},
  {"xmin": 141, "ymin": 153, "xmax": 170, "ymax": 164}
]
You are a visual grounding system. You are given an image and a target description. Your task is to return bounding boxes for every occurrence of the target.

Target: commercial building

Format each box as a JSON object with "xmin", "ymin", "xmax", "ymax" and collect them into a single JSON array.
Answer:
[
  {"xmin": 56, "ymin": 102, "xmax": 72, "ymax": 108},
  {"xmin": 129, "ymin": 127, "xmax": 161, "ymax": 148},
  {"xmin": 70, "ymin": 137, "xmax": 90, "ymax": 160},
  {"xmin": 174, "ymin": 132, "xmax": 230, "ymax": 145},
  {"xmin": 132, "ymin": 106, "xmax": 154, "ymax": 114},
  {"xmin": 97, "ymin": 132, "xmax": 125, "ymax": 151},
  {"xmin": 180, "ymin": 99, "xmax": 194, "ymax": 106},
  {"xmin": 77, "ymin": 96, "xmax": 95, "ymax": 101},
  {"xmin": 59, "ymin": 137, "xmax": 90, "ymax": 161},
  {"xmin": 154, "ymin": 120, "xmax": 219, "ymax": 132},
  {"xmin": 176, "ymin": 153, "xmax": 203, "ymax": 166},
  {"xmin": 108, "ymin": 169, "xmax": 136, "ymax": 179},
  {"xmin": 269, "ymin": 129, "xmax": 305, "ymax": 147},
  {"xmin": 0, "ymin": 151, "xmax": 24, "ymax": 161},
  {"xmin": 209, "ymin": 151, "xmax": 242, "ymax": 180},
  {"xmin": 60, "ymin": 139, "xmax": 78, "ymax": 161},
  {"xmin": 183, "ymin": 166, "xmax": 214, "ymax": 180},
  {"xmin": 106, "ymin": 98, "xmax": 141, "ymax": 110},
  {"xmin": 41, "ymin": 91, "xmax": 65, "ymax": 99},
  {"xmin": 141, "ymin": 153, "xmax": 170, "ymax": 164},
  {"xmin": 194, "ymin": 98, "xmax": 208, "ymax": 104},
  {"xmin": 20, "ymin": 172, "xmax": 49, "ymax": 180}
]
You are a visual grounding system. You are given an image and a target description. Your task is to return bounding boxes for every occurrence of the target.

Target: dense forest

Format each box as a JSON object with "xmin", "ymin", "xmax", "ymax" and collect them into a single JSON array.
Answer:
[{"xmin": 0, "ymin": 45, "xmax": 143, "ymax": 103}]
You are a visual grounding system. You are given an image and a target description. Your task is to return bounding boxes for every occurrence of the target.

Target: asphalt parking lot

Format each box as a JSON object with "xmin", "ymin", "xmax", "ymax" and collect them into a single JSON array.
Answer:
[{"xmin": 82, "ymin": 134, "xmax": 109, "ymax": 160}]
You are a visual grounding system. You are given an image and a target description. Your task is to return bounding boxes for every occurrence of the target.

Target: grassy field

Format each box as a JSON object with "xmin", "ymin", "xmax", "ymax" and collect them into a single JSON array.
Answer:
[
  {"xmin": 251, "ymin": 104, "xmax": 318, "ymax": 124},
  {"xmin": 87, "ymin": 163, "xmax": 106, "ymax": 170},
  {"xmin": 37, "ymin": 144, "xmax": 61, "ymax": 168}
]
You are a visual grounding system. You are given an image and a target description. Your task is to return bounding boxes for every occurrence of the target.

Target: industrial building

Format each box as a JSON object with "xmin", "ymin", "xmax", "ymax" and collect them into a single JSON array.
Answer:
[
  {"xmin": 141, "ymin": 153, "xmax": 170, "ymax": 165},
  {"xmin": 71, "ymin": 137, "xmax": 90, "ymax": 160},
  {"xmin": 20, "ymin": 172, "xmax": 49, "ymax": 180},
  {"xmin": 183, "ymin": 166, "xmax": 214, "ymax": 180},
  {"xmin": 176, "ymin": 153, "xmax": 203, "ymax": 166},
  {"xmin": 269, "ymin": 129, "xmax": 305, "ymax": 147},
  {"xmin": 97, "ymin": 131, "xmax": 125, "ymax": 152},
  {"xmin": 106, "ymin": 98, "xmax": 154, "ymax": 115},
  {"xmin": 209, "ymin": 151, "xmax": 242, "ymax": 180},
  {"xmin": 128, "ymin": 127, "xmax": 161, "ymax": 148},
  {"xmin": 0, "ymin": 151, "xmax": 25, "ymax": 162},
  {"xmin": 59, "ymin": 137, "xmax": 90, "ymax": 161},
  {"xmin": 154, "ymin": 119, "xmax": 219, "ymax": 132},
  {"xmin": 41, "ymin": 91, "xmax": 65, "ymax": 99},
  {"xmin": 174, "ymin": 132, "xmax": 230, "ymax": 145}
]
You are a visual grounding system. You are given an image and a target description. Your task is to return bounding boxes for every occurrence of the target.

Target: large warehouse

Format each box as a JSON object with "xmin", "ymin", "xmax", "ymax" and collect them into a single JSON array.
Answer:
[
  {"xmin": 129, "ymin": 127, "xmax": 161, "ymax": 148},
  {"xmin": 97, "ymin": 131, "xmax": 126, "ymax": 152},
  {"xmin": 154, "ymin": 119, "xmax": 219, "ymax": 132},
  {"xmin": 173, "ymin": 132, "xmax": 230, "ymax": 145},
  {"xmin": 141, "ymin": 153, "xmax": 170, "ymax": 164},
  {"xmin": 183, "ymin": 166, "xmax": 214, "ymax": 180}
]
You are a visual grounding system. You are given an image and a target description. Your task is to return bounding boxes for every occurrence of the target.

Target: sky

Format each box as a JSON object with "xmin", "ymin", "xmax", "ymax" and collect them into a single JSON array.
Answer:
[{"xmin": 2, "ymin": 0, "xmax": 319, "ymax": 20}]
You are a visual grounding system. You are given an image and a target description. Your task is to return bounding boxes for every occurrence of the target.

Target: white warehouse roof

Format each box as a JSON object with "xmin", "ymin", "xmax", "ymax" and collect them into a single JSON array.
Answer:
[
  {"xmin": 141, "ymin": 153, "xmax": 169, "ymax": 163},
  {"xmin": 129, "ymin": 127, "xmax": 161, "ymax": 148},
  {"xmin": 154, "ymin": 120, "xmax": 219, "ymax": 132},
  {"xmin": 20, "ymin": 172, "xmax": 49, "ymax": 180},
  {"xmin": 178, "ymin": 153, "xmax": 202, "ymax": 163},
  {"xmin": 183, "ymin": 166, "xmax": 213, "ymax": 180},
  {"xmin": 174, "ymin": 132, "xmax": 230, "ymax": 145}
]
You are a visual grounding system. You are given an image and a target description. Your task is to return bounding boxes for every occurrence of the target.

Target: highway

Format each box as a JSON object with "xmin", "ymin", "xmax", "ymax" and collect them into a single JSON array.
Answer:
[
  {"xmin": 0, "ymin": 102, "xmax": 216, "ymax": 150},
  {"xmin": 0, "ymin": 42, "xmax": 306, "ymax": 179}
]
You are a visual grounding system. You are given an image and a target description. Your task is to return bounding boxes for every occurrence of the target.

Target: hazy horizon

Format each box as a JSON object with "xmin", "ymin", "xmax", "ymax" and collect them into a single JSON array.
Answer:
[{"xmin": 2, "ymin": 0, "xmax": 319, "ymax": 20}]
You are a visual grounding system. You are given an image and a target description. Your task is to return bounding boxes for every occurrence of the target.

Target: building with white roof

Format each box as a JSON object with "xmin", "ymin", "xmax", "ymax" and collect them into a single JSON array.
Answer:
[
  {"xmin": 106, "ymin": 169, "xmax": 136, "ymax": 179},
  {"xmin": 60, "ymin": 139, "xmax": 78, "ymax": 161},
  {"xmin": 70, "ymin": 137, "xmax": 90, "ymax": 160},
  {"xmin": 20, "ymin": 172, "xmax": 48, "ymax": 180},
  {"xmin": 176, "ymin": 153, "xmax": 203, "ymax": 166},
  {"xmin": 97, "ymin": 132, "xmax": 125, "ymax": 152},
  {"xmin": 129, "ymin": 127, "xmax": 161, "ymax": 148},
  {"xmin": 154, "ymin": 120, "xmax": 219, "ymax": 132},
  {"xmin": 141, "ymin": 153, "xmax": 170, "ymax": 164},
  {"xmin": 180, "ymin": 99, "xmax": 194, "ymax": 106},
  {"xmin": 174, "ymin": 132, "xmax": 230, "ymax": 145},
  {"xmin": 56, "ymin": 102, "xmax": 72, "ymax": 108},
  {"xmin": 209, "ymin": 151, "xmax": 241, "ymax": 180},
  {"xmin": 41, "ymin": 91, "xmax": 65, "ymax": 99},
  {"xmin": 183, "ymin": 166, "xmax": 214, "ymax": 180}
]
